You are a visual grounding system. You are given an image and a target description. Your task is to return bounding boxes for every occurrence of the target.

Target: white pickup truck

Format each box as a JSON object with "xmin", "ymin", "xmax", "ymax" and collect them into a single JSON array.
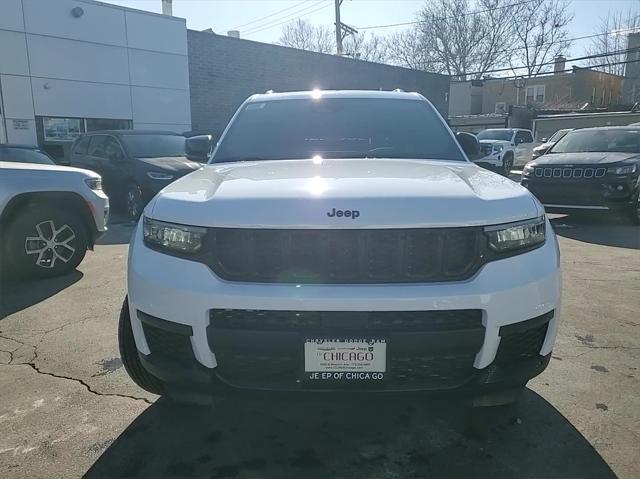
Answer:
[
  {"xmin": 119, "ymin": 90, "xmax": 561, "ymax": 409},
  {"xmin": 476, "ymin": 128, "xmax": 537, "ymax": 174},
  {"xmin": 0, "ymin": 160, "xmax": 109, "ymax": 278}
]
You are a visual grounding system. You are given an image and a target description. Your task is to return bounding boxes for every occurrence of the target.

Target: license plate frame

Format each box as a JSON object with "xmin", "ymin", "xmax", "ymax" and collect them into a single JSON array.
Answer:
[{"xmin": 302, "ymin": 337, "xmax": 388, "ymax": 384}]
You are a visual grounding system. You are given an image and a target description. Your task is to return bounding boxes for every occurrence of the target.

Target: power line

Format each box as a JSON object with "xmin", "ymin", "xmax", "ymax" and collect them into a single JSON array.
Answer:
[
  {"xmin": 229, "ymin": 0, "xmax": 310, "ymax": 30},
  {"xmin": 242, "ymin": 1, "xmax": 326, "ymax": 35},
  {"xmin": 355, "ymin": 0, "xmax": 539, "ymax": 30},
  {"xmin": 453, "ymin": 54, "xmax": 640, "ymax": 82},
  {"xmin": 243, "ymin": 1, "xmax": 330, "ymax": 36},
  {"xmin": 461, "ymin": 44, "xmax": 640, "ymax": 78}
]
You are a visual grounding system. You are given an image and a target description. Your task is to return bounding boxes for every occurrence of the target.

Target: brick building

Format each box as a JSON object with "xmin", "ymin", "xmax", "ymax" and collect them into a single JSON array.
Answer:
[
  {"xmin": 187, "ymin": 30, "xmax": 451, "ymax": 135},
  {"xmin": 449, "ymin": 57, "xmax": 624, "ymax": 118}
]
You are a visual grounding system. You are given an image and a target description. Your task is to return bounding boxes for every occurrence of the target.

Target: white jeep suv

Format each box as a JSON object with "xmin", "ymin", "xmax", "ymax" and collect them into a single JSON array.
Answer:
[
  {"xmin": 0, "ymin": 161, "xmax": 109, "ymax": 278},
  {"xmin": 120, "ymin": 91, "xmax": 561, "ymax": 406},
  {"xmin": 476, "ymin": 128, "xmax": 536, "ymax": 174}
]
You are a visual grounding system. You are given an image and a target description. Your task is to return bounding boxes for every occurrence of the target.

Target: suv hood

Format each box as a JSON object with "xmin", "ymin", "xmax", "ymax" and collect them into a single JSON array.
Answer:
[
  {"xmin": 0, "ymin": 160, "xmax": 98, "ymax": 178},
  {"xmin": 479, "ymin": 139, "xmax": 510, "ymax": 145},
  {"xmin": 136, "ymin": 156, "xmax": 201, "ymax": 173},
  {"xmin": 532, "ymin": 151, "xmax": 640, "ymax": 165},
  {"xmin": 148, "ymin": 159, "xmax": 541, "ymax": 228}
]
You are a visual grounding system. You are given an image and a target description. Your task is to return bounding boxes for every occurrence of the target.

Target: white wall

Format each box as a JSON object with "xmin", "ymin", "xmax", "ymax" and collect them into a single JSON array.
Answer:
[{"xmin": 0, "ymin": 0, "xmax": 191, "ymax": 145}]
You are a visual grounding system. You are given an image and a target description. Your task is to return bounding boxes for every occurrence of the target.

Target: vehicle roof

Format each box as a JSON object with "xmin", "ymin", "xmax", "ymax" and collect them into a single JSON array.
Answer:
[
  {"xmin": 481, "ymin": 128, "xmax": 530, "ymax": 132},
  {"xmin": 0, "ymin": 144, "xmax": 42, "ymax": 150},
  {"xmin": 248, "ymin": 90, "xmax": 425, "ymax": 102},
  {"xmin": 81, "ymin": 129, "xmax": 182, "ymax": 136},
  {"xmin": 566, "ymin": 126, "xmax": 640, "ymax": 132}
]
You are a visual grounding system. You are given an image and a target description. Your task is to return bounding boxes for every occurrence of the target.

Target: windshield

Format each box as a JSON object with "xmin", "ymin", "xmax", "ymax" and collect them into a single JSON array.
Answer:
[
  {"xmin": 121, "ymin": 135, "xmax": 186, "ymax": 158},
  {"xmin": 477, "ymin": 129, "xmax": 513, "ymax": 141},
  {"xmin": 547, "ymin": 129, "xmax": 571, "ymax": 143},
  {"xmin": 212, "ymin": 98, "xmax": 464, "ymax": 162},
  {"xmin": 0, "ymin": 148, "xmax": 54, "ymax": 165},
  {"xmin": 550, "ymin": 129, "xmax": 640, "ymax": 154}
]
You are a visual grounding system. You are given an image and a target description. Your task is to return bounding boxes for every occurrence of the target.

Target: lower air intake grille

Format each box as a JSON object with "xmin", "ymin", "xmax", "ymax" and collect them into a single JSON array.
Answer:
[
  {"xmin": 138, "ymin": 311, "xmax": 195, "ymax": 362},
  {"xmin": 494, "ymin": 311, "xmax": 554, "ymax": 365}
]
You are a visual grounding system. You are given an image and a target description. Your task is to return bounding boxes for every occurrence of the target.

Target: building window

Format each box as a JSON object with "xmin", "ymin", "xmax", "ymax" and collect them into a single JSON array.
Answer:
[
  {"xmin": 525, "ymin": 85, "xmax": 545, "ymax": 104},
  {"xmin": 43, "ymin": 118, "xmax": 82, "ymax": 142},
  {"xmin": 495, "ymin": 102, "xmax": 507, "ymax": 114}
]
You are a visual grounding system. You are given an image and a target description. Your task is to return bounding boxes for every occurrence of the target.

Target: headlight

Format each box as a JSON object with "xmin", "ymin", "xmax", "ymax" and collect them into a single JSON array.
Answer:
[
  {"xmin": 492, "ymin": 144, "xmax": 504, "ymax": 153},
  {"xmin": 143, "ymin": 217, "xmax": 206, "ymax": 253},
  {"xmin": 147, "ymin": 171, "xmax": 175, "ymax": 180},
  {"xmin": 84, "ymin": 178, "xmax": 102, "ymax": 190},
  {"xmin": 523, "ymin": 163, "xmax": 535, "ymax": 176},
  {"xmin": 484, "ymin": 216, "xmax": 546, "ymax": 253},
  {"xmin": 607, "ymin": 164, "xmax": 637, "ymax": 175}
]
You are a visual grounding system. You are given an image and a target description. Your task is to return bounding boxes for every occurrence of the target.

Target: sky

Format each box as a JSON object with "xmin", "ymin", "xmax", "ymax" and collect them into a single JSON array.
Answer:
[{"xmin": 103, "ymin": 0, "xmax": 640, "ymax": 59}]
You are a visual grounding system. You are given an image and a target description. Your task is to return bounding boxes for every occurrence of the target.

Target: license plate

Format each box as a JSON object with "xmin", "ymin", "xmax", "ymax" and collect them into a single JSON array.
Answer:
[{"xmin": 304, "ymin": 338, "xmax": 386, "ymax": 382}]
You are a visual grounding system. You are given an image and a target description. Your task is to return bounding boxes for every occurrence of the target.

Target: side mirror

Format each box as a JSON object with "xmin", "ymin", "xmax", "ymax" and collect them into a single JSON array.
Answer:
[
  {"xmin": 540, "ymin": 138, "xmax": 548, "ymax": 143},
  {"xmin": 456, "ymin": 132, "xmax": 480, "ymax": 157}
]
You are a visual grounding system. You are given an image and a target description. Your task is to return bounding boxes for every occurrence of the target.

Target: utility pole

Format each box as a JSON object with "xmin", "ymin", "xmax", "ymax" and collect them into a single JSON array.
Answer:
[
  {"xmin": 334, "ymin": 0, "xmax": 358, "ymax": 57},
  {"xmin": 334, "ymin": 0, "xmax": 343, "ymax": 56}
]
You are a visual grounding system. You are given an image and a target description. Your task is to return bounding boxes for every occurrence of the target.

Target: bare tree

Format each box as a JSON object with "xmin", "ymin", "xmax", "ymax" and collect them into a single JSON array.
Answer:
[
  {"xmin": 586, "ymin": 6, "xmax": 640, "ymax": 76},
  {"xmin": 279, "ymin": 20, "xmax": 389, "ymax": 63},
  {"xmin": 385, "ymin": 0, "xmax": 518, "ymax": 79},
  {"xmin": 343, "ymin": 33, "xmax": 389, "ymax": 63},
  {"xmin": 508, "ymin": 0, "xmax": 573, "ymax": 77},
  {"xmin": 278, "ymin": 19, "xmax": 334, "ymax": 54},
  {"xmin": 385, "ymin": 29, "xmax": 434, "ymax": 70}
]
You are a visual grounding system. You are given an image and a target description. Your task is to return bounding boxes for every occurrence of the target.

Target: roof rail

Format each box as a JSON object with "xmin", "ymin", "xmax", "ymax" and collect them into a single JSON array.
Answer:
[
  {"xmin": 265, "ymin": 89, "xmax": 275, "ymax": 94},
  {"xmin": 393, "ymin": 88, "xmax": 405, "ymax": 92}
]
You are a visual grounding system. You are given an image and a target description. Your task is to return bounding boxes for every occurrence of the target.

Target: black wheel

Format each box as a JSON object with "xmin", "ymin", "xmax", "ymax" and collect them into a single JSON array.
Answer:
[
  {"xmin": 627, "ymin": 190, "xmax": 640, "ymax": 225},
  {"xmin": 3, "ymin": 204, "xmax": 88, "ymax": 278},
  {"xmin": 501, "ymin": 153, "xmax": 514, "ymax": 177},
  {"xmin": 124, "ymin": 183, "xmax": 144, "ymax": 221},
  {"xmin": 118, "ymin": 297, "xmax": 165, "ymax": 395}
]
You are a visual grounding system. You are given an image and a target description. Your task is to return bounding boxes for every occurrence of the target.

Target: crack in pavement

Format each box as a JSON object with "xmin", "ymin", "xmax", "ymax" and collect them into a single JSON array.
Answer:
[
  {"xmin": 22, "ymin": 362, "xmax": 153, "ymax": 405},
  {"xmin": 0, "ymin": 332, "xmax": 152, "ymax": 405},
  {"xmin": 0, "ymin": 348, "xmax": 15, "ymax": 365}
]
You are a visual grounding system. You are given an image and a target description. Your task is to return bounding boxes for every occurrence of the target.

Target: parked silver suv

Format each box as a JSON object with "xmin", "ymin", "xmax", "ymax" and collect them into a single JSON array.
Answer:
[{"xmin": 0, "ymin": 160, "xmax": 109, "ymax": 278}]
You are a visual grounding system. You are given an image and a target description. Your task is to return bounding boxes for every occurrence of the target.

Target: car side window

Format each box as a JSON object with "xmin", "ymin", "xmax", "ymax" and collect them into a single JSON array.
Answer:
[
  {"xmin": 74, "ymin": 136, "xmax": 90, "ymax": 155},
  {"xmin": 88, "ymin": 135, "xmax": 107, "ymax": 158},
  {"xmin": 515, "ymin": 131, "xmax": 533, "ymax": 144},
  {"xmin": 104, "ymin": 136, "xmax": 125, "ymax": 162}
]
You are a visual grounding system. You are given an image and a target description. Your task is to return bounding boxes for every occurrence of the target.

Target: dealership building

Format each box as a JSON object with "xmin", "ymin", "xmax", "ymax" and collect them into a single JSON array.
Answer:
[{"xmin": 0, "ymin": 0, "xmax": 449, "ymax": 160}]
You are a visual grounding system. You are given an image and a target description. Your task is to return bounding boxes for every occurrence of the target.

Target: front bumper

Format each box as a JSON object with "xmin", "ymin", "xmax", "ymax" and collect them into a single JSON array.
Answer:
[
  {"xmin": 85, "ymin": 189, "xmax": 109, "ymax": 241},
  {"xmin": 474, "ymin": 153, "xmax": 503, "ymax": 169},
  {"xmin": 127, "ymin": 220, "xmax": 561, "ymax": 394},
  {"xmin": 522, "ymin": 175, "xmax": 638, "ymax": 211}
]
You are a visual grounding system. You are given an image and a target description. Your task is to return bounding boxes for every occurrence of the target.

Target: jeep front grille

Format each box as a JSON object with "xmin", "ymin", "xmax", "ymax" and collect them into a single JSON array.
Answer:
[
  {"xmin": 205, "ymin": 228, "xmax": 481, "ymax": 283},
  {"xmin": 533, "ymin": 166, "xmax": 606, "ymax": 179}
]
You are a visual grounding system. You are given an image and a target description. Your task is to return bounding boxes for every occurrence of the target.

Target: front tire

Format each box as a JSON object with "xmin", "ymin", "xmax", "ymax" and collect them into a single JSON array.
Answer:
[
  {"xmin": 3, "ymin": 204, "xmax": 88, "ymax": 278},
  {"xmin": 501, "ymin": 153, "xmax": 514, "ymax": 177},
  {"xmin": 124, "ymin": 183, "xmax": 144, "ymax": 221},
  {"xmin": 627, "ymin": 190, "xmax": 640, "ymax": 225},
  {"xmin": 118, "ymin": 297, "xmax": 165, "ymax": 395}
]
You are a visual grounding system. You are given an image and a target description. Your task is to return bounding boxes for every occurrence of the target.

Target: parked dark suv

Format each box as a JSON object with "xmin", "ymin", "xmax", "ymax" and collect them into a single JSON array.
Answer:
[
  {"xmin": 522, "ymin": 126, "xmax": 640, "ymax": 223},
  {"xmin": 68, "ymin": 130, "xmax": 201, "ymax": 219}
]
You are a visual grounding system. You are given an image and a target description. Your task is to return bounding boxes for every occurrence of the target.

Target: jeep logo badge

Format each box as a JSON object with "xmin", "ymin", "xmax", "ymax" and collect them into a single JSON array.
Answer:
[{"xmin": 327, "ymin": 208, "xmax": 360, "ymax": 219}]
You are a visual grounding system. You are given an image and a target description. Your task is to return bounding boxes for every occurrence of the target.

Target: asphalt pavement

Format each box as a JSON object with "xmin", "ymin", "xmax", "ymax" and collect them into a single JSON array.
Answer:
[{"xmin": 0, "ymin": 212, "xmax": 638, "ymax": 478}]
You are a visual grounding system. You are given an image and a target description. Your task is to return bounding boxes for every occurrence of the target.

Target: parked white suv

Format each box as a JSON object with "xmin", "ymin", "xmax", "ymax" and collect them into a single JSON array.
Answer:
[
  {"xmin": 476, "ymin": 128, "xmax": 536, "ymax": 174},
  {"xmin": 120, "ymin": 91, "xmax": 561, "ymax": 407},
  {"xmin": 0, "ymin": 160, "xmax": 109, "ymax": 278}
]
